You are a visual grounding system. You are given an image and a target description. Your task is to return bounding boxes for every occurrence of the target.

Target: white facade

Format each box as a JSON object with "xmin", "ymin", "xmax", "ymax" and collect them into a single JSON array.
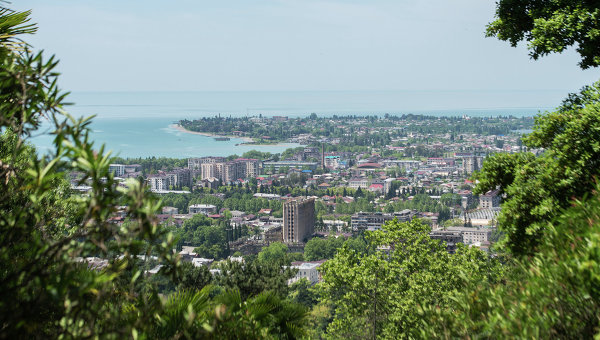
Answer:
[
  {"xmin": 289, "ymin": 261, "xmax": 323, "ymax": 284},
  {"xmin": 109, "ymin": 164, "xmax": 125, "ymax": 177},
  {"xmin": 148, "ymin": 176, "xmax": 169, "ymax": 191},
  {"xmin": 189, "ymin": 204, "xmax": 217, "ymax": 215}
]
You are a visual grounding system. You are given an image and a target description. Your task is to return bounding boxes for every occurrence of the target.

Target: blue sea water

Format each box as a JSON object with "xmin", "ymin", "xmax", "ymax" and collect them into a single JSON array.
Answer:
[{"xmin": 30, "ymin": 90, "xmax": 562, "ymax": 158}]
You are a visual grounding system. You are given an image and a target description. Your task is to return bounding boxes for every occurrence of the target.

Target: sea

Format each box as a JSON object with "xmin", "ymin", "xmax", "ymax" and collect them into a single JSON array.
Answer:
[{"xmin": 30, "ymin": 90, "xmax": 563, "ymax": 158}]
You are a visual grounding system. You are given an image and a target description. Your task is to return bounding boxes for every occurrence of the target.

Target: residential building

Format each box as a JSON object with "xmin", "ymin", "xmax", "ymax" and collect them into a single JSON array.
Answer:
[
  {"xmin": 108, "ymin": 164, "xmax": 125, "ymax": 177},
  {"xmin": 351, "ymin": 210, "xmax": 414, "ymax": 231},
  {"xmin": 348, "ymin": 177, "xmax": 370, "ymax": 189},
  {"xmin": 148, "ymin": 175, "xmax": 169, "ymax": 191},
  {"xmin": 189, "ymin": 204, "xmax": 217, "ymax": 215},
  {"xmin": 289, "ymin": 260, "xmax": 325, "ymax": 284},
  {"xmin": 283, "ymin": 197, "xmax": 315, "ymax": 243},
  {"xmin": 479, "ymin": 189, "xmax": 501, "ymax": 209},
  {"xmin": 263, "ymin": 161, "xmax": 319, "ymax": 172},
  {"xmin": 188, "ymin": 156, "xmax": 226, "ymax": 177},
  {"xmin": 464, "ymin": 156, "xmax": 484, "ymax": 174},
  {"xmin": 198, "ymin": 158, "xmax": 259, "ymax": 182},
  {"xmin": 429, "ymin": 230, "xmax": 462, "ymax": 253},
  {"xmin": 444, "ymin": 226, "xmax": 494, "ymax": 245}
]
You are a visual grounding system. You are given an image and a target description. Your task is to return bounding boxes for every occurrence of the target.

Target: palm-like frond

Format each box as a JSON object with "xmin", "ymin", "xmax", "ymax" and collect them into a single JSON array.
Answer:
[
  {"xmin": 0, "ymin": 7, "xmax": 36, "ymax": 52},
  {"xmin": 153, "ymin": 287, "xmax": 212, "ymax": 339}
]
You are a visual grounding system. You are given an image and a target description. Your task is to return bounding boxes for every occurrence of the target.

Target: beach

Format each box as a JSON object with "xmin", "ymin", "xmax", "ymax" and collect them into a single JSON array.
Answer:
[
  {"xmin": 170, "ymin": 124, "xmax": 300, "ymax": 148},
  {"xmin": 170, "ymin": 124, "xmax": 255, "ymax": 143}
]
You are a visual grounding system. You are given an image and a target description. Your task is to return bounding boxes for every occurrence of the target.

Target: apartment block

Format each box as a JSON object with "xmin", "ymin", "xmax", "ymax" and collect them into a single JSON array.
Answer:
[{"xmin": 283, "ymin": 197, "xmax": 315, "ymax": 243}]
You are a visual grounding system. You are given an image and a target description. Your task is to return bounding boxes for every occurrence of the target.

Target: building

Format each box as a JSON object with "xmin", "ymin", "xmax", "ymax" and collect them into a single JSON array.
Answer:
[
  {"xmin": 348, "ymin": 177, "xmax": 370, "ymax": 190},
  {"xmin": 148, "ymin": 168, "xmax": 192, "ymax": 191},
  {"xmin": 479, "ymin": 189, "xmax": 501, "ymax": 209},
  {"xmin": 288, "ymin": 260, "xmax": 325, "ymax": 284},
  {"xmin": 351, "ymin": 210, "xmax": 414, "ymax": 231},
  {"xmin": 283, "ymin": 197, "xmax": 315, "ymax": 243},
  {"xmin": 464, "ymin": 156, "xmax": 484, "ymax": 174},
  {"xmin": 429, "ymin": 230, "xmax": 463, "ymax": 253},
  {"xmin": 263, "ymin": 161, "xmax": 319, "ymax": 172},
  {"xmin": 199, "ymin": 177, "xmax": 219, "ymax": 189},
  {"xmin": 427, "ymin": 158, "xmax": 455, "ymax": 167},
  {"xmin": 188, "ymin": 156, "xmax": 226, "ymax": 177},
  {"xmin": 302, "ymin": 147, "xmax": 321, "ymax": 161},
  {"xmin": 108, "ymin": 164, "xmax": 125, "ymax": 177},
  {"xmin": 189, "ymin": 204, "xmax": 217, "ymax": 215},
  {"xmin": 197, "ymin": 158, "xmax": 259, "ymax": 183},
  {"xmin": 148, "ymin": 175, "xmax": 169, "ymax": 191},
  {"xmin": 324, "ymin": 155, "xmax": 341, "ymax": 169},
  {"xmin": 162, "ymin": 206, "xmax": 179, "ymax": 215},
  {"xmin": 444, "ymin": 226, "xmax": 494, "ymax": 245},
  {"xmin": 166, "ymin": 168, "xmax": 192, "ymax": 189}
]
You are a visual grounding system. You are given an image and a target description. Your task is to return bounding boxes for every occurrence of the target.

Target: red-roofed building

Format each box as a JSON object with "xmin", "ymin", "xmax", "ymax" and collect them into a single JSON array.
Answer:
[{"xmin": 368, "ymin": 183, "xmax": 384, "ymax": 193}]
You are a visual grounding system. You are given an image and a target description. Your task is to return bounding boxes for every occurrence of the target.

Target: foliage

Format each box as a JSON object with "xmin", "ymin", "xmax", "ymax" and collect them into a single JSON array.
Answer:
[
  {"xmin": 110, "ymin": 156, "xmax": 187, "ymax": 175},
  {"xmin": 0, "ymin": 7, "xmax": 179, "ymax": 338},
  {"xmin": 474, "ymin": 81, "xmax": 600, "ymax": 255},
  {"xmin": 420, "ymin": 186, "xmax": 600, "ymax": 339},
  {"xmin": 319, "ymin": 219, "xmax": 502, "ymax": 339},
  {"xmin": 303, "ymin": 235, "xmax": 346, "ymax": 261},
  {"xmin": 487, "ymin": 0, "xmax": 600, "ymax": 69},
  {"xmin": 151, "ymin": 286, "xmax": 308, "ymax": 339},
  {"xmin": 258, "ymin": 242, "xmax": 290, "ymax": 264},
  {"xmin": 288, "ymin": 278, "xmax": 320, "ymax": 308},
  {"xmin": 388, "ymin": 194, "xmax": 451, "ymax": 222},
  {"xmin": 177, "ymin": 261, "xmax": 213, "ymax": 291},
  {"xmin": 214, "ymin": 257, "xmax": 297, "ymax": 300}
]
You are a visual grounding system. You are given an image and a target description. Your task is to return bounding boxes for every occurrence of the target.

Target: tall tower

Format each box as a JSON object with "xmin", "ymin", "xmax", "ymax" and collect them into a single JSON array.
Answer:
[{"xmin": 283, "ymin": 197, "xmax": 315, "ymax": 243}]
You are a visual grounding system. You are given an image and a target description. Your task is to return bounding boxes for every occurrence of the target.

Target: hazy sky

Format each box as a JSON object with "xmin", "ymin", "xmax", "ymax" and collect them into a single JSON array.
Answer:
[{"xmin": 13, "ymin": 0, "xmax": 600, "ymax": 92}]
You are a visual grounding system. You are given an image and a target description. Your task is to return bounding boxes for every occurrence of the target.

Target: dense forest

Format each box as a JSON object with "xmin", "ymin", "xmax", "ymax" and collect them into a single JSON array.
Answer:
[{"xmin": 2, "ymin": 2, "xmax": 600, "ymax": 339}]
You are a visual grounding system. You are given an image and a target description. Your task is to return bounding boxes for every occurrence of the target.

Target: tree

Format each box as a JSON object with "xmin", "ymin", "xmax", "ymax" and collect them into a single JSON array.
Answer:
[
  {"xmin": 419, "ymin": 186, "xmax": 600, "ymax": 339},
  {"xmin": 152, "ymin": 286, "xmax": 308, "ymax": 339},
  {"xmin": 177, "ymin": 261, "xmax": 213, "ymax": 290},
  {"xmin": 0, "ymin": 8, "xmax": 178, "ymax": 338},
  {"xmin": 258, "ymin": 242, "xmax": 289, "ymax": 264},
  {"xmin": 474, "ymin": 81, "xmax": 600, "ymax": 255},
  {"xmin": 304, "ymin": 236, "xmax": 346, "ymax": 261},
  {"xmin": 487, "ymin": 0, "xmax": 600, "ymax": 69},
  {"xmin": 319, "ymin": 219, "xmax": 502, "ymax": 339},
  {"xmin": 215, "ymin": 257, "xmax": 297, "ymax": 300}
]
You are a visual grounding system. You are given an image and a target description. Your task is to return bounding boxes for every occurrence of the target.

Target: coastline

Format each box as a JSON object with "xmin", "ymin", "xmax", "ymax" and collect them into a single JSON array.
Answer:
[
  {"xmin": 170, "ymin": 124, "xmax": 299, "ymax": 148},
  {"xmin": 170, "ymin": 124, "xmax": 254, "ymax": 143}
]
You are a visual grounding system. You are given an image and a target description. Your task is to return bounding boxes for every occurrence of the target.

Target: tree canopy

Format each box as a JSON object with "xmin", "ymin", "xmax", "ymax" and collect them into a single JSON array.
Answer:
[
  {"xmin": 319, "ymin": 219, "xmax": 503, "ymax": 339},
  {"xmin": 487, "ymin": 0, "xmax": 600, "ymax": 69},
  {"xmin": 474, "ymin": 81, "xmax": 600, "ymax": 255}
]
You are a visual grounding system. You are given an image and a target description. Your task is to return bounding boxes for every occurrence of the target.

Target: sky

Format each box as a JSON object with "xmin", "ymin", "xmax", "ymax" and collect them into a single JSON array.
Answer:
[{"xmin": 12, "ymin": 0, "xmax": 600, "ymax": 93}]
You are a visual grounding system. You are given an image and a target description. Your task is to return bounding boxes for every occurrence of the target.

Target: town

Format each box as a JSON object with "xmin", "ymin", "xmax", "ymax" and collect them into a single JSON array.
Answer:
[{"xmin": 72, "ymin": 113, "xmax": 533, "ymax": 284}]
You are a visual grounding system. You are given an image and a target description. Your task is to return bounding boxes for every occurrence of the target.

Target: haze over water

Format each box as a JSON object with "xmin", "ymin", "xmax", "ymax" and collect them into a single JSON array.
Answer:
[{"xmin": 32, "ymin": 90, "xmax": 561, "ymax": 158}]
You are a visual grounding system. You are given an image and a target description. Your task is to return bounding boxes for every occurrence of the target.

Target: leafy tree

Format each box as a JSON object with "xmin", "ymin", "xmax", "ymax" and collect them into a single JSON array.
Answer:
[
  {"xmin": 215, "ymin": 257, "xmax": 297, "ymax": 300},
  {"xmin": 420, "ymin": 186, "xmax": 600, "ymax": 339},
  {"xmin": 487, "ymin": 0, "xmax": 600, "ymax": 69},
  {"xmin": 177, "ymin": 261, "xmax": 213, "ymax": 290},
  {"xmin": 319, "ymin": 219, "xmax": 502, "ymax": 339},
  {"xmin": 440, "ymin": 193, "xmax": 461, "ymax": 208},
  {"xmin": 152, "ymin": 286, "xmax": 308, "ymax": 339},
  {"xmin": 303, "ymin": 236, "xmax": 346, "ymax": 261},
  {"xmin": 474, "ymin": 81, "xmax": 600, "ymax": 255},
  {"xmin": 288, "ymin": 278, "xmax": 319, "ymax": 308},
  {"xmin": 0, "ymin": 8, "xmax": 178, "ymax": 338},
  {"xmin": 258, "ymin": 242, "xmax": 289, "ymax": 264}
]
